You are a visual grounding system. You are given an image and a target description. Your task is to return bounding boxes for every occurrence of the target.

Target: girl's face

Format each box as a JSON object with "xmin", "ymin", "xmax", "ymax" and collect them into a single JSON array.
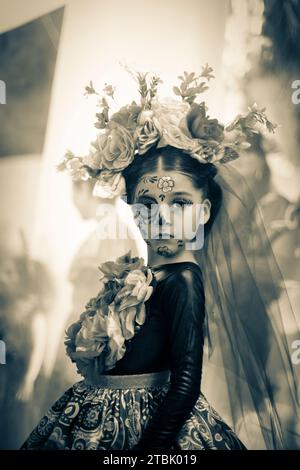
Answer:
[{"xmin": 132, "ymin": 170, "xmax": 211, "ymax": 258}]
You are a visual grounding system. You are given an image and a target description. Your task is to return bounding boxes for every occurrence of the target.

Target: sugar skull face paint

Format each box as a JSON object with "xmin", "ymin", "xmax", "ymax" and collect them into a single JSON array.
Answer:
[{"xmin": 132, "ymin": 170, "xmax": 211, "ymax": 258}]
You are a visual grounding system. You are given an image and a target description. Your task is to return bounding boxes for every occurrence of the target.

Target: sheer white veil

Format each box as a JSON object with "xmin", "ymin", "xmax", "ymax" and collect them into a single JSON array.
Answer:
[{"xmin": 195, "ymin": 163, "xmax": 300, "ymax": 449}]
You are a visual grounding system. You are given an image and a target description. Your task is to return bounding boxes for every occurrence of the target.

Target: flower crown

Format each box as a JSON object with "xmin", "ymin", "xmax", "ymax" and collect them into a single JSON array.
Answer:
[{"xmin": 57, "ymin": 64, "xmax": 276, "ymax": 199}]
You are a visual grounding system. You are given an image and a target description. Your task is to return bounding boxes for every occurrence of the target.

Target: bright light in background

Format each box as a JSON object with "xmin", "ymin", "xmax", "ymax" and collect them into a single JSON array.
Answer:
[{"xmin": 48, "ymin": 0, "xmax": 231, "ymax": 161}]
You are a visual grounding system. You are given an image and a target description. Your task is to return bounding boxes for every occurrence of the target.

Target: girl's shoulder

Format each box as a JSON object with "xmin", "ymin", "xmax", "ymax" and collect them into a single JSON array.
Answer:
[
  {"xmin": 150, "ymin": 261, "xmax": 203, "ymax": 284},
  {"xmin": 149, "ymin": 262, "xmax": 205, "ymax": 321},
  {"xmin": 149, "ymin": 262, "xmax": 204, "ymax": 305}
]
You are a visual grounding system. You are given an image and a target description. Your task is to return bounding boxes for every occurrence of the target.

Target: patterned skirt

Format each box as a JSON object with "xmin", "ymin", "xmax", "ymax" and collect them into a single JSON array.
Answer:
[{"xmin": 21, "ymin": 370, "xmax": 246, "ymax": 450}]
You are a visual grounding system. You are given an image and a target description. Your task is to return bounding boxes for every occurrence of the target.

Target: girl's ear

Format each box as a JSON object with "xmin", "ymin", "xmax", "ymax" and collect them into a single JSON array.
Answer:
[{"xmin": 202, "ymin": 198, "xmax": 211, "ymax": 225}]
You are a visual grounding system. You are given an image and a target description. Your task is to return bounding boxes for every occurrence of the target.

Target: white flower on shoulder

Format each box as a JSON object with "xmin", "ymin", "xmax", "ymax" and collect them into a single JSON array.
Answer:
[
  {"xmin": 124, "ymin": 268, "xmax": 153, "ymax": 303},
  {"xmin": 106, "ymin": 304, "xmax": 126, "ymax": 368}
]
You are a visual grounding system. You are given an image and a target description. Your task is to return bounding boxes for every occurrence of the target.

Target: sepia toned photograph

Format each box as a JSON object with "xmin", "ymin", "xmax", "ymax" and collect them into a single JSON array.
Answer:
[{"xmin": 0, "ymin": 0, "xmax": 300, "ymax": 459}]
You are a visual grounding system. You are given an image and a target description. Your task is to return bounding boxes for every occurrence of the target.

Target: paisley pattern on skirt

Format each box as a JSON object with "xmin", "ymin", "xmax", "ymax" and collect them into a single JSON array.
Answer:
[
  {"xmin": 176, "ymin": 394, "xmax": 246, "ymax": 449},
  {"xmin": 21, "ymin": 374, "xmax": 246, "ymax": 450}
]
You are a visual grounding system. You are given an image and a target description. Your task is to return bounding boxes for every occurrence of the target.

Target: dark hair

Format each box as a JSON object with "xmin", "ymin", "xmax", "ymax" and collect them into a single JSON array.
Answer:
[{"xmin": 122, "ymin": 145, "xmax": 223, "ymax": 237}]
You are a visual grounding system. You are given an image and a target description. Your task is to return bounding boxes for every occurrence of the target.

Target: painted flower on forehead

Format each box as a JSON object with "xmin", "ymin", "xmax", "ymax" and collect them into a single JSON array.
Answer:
[{"xmin": 157, "ymin": 176, "xmax": 175, "ymax": 193}]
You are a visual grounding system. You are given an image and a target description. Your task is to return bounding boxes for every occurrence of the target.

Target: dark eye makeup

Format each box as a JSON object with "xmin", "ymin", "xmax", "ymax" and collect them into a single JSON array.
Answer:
[
  {"xmin": 136, "ymin": 196, "xmax": 193, "ymax": 207},
  {"xmin": 171, "ymin": 198, "xmax": 193, "ymax": 207}
]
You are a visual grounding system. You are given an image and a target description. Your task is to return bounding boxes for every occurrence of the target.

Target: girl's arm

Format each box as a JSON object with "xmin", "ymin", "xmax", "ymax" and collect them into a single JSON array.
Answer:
[{"xmin": 134, "ymin": 267, "xmax": 205, "ymax": 450}]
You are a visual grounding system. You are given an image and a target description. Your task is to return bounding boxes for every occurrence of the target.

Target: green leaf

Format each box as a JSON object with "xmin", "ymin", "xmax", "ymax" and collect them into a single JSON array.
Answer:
[
  {"xmin": 187, "ymin": 72, "xmax": 195, "ymax": 81},
  {"xmin": 173, "ymin": 86, "xmax": 182, "ymax": 96},
  {"xmin": 95, "ymin": 121, "xmax": 107, "ymax": 129},
  {"xmin": 201, "ymin": 64, "xmax": 215, "ymax": 80},
  {"xmin": 56, "ymin": 161, "xmax": 66, "ymax": 172},
  {"xmin": 180, "ymin": 81, "xmax": 188, "ymax": 92}
]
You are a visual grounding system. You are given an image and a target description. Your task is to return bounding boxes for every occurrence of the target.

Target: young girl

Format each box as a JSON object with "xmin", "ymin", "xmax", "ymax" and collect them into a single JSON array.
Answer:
[{"xmin": 21, "ymin": 67, "xmax": 300, "ymax": 450}]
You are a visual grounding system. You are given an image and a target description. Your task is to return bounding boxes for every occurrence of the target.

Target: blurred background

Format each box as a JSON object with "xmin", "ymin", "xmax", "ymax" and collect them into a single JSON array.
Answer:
[{"xmin": 0, "ymin": 0, "xmax": 299, "ymax": 449}]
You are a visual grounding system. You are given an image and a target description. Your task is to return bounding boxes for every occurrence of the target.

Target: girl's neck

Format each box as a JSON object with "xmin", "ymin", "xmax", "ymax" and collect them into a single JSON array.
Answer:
[{"xmin": 147, "ymin": 249, "xmax": 197, "ymax": 268}]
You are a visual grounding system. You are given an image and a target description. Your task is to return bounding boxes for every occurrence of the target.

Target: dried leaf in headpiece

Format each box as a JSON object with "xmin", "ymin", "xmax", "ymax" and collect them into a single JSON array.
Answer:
[{"xmin": 56, "ymin": 64, "xmax": 276, "ymax": 198}]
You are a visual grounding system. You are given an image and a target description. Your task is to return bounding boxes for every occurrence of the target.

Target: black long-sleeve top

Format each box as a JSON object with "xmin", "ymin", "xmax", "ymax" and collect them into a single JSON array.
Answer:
[{"xmin": 106, "ymin": 261, "xmax": 206, "ymax": 450}]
